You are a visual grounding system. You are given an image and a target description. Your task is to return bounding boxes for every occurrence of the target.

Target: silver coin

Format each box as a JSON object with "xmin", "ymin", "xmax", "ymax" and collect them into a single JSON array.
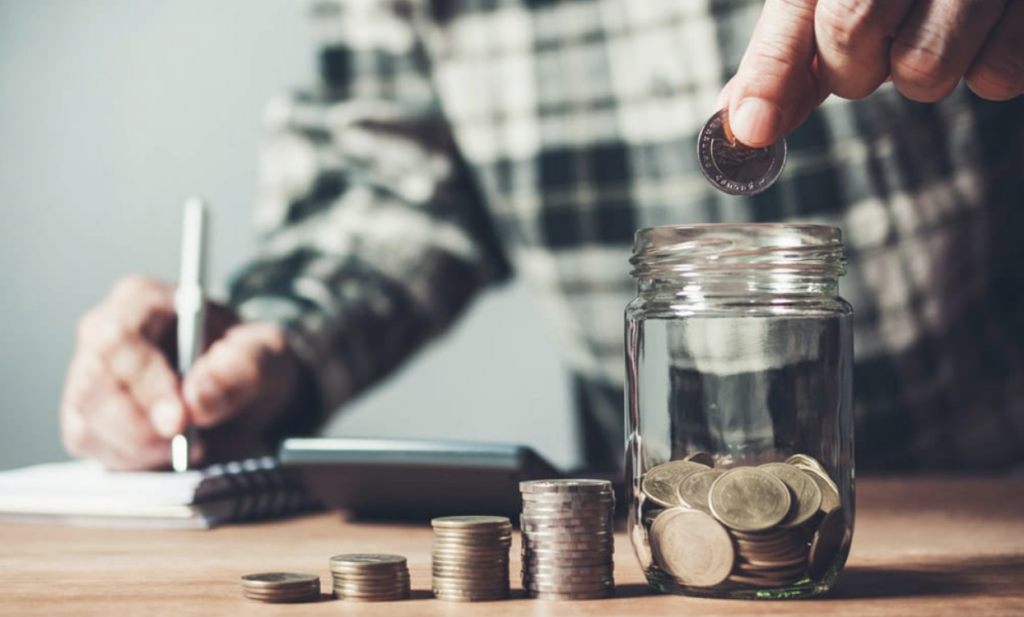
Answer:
[
  {"xmin": 527, "ymin": 588, "xmax": 614, "ymax": 600},
  {"xmin": 524, "ymin": 568, "xmax": 610, "ymax": 585},
  {"xmin": 523, "ymin": 563, "xmax": 613, "ymax": 576},
  {"xmin": 520, "ymin": 479, "xmax": 613, "ymax": 494},
  {"xmin": 242, "ymin": 583, "xmax": 320, "ymax": 596},
  {"xmin": 522, "ymin": 492, "xmax": 615, "ymax": 503},
  {"xmin": 432, "ymin": 515, "xmax": 511, "ymax": 528},
  {"xmin": 523, "ymin": 539, "xmax": 614, "ymax": 551},
  {"xmin": 522, "ymin": 529, "xmax": 614, "ymax": 541},
  {"xmin": 329, "ymin": 554, "xmax": 407, "ymax": 570},
  {"xmin": 520, "ymin": 518, "xmax": 611, "ymax": 530},
  {"xmin": 697, "ymin": 109, "xmax": 787, "ymax": 196},
  {"xmin": 240, "ymin": 572, "xmax": 320, "ymax": 589},
  {"xmin": 522, "ymin": 513, "xmax": 613, "ymax": 522},
  {"xmin": 522, "ymin": 555, "xmax": 612, "ymax": 568}
]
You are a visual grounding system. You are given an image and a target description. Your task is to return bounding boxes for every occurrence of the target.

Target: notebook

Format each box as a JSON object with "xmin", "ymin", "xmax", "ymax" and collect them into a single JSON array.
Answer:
[{"xmin": 0, "ymin": 456, "xmax": 319, "ymax": 529}]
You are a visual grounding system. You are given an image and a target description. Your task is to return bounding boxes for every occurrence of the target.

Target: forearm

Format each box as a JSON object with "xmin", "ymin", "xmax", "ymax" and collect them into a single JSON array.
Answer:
[{"xmin": 229, "ymin": 0, "xmax": 510, "ymax": 435}]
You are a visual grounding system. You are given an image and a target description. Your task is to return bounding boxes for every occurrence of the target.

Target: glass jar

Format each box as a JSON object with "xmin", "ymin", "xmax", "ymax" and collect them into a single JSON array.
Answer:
[{"xmin": 624, "ymin": 224, "xmax": 854, "ymax": 600}]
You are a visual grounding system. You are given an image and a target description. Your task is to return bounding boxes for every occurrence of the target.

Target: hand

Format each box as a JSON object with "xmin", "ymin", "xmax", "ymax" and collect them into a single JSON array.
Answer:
[
  {"xmin": 719, "ymin": 0, "xmax": 1024, "ymax": 147},
  {"xmin": 60, "ymin": 276, "xmax": 303, "ymax": 470}
]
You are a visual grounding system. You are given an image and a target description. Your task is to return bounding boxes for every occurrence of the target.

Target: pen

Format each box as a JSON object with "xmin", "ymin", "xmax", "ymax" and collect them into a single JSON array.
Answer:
[{"xmin": 171, "ymin": 198, "xmax": 208, "ymax": 472}]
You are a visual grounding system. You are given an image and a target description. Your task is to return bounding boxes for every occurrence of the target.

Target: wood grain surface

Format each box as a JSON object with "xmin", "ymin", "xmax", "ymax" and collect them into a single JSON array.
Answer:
[{"xmin": 2, "ymin": 476, "xmax": 1023, "ymax": 616}]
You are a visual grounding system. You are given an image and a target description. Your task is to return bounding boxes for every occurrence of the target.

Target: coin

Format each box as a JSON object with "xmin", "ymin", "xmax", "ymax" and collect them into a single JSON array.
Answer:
[
  {"xmin": 520, "ymin": 479, "xmax": 612, "ymax": 494},
  {"xmin": 527, "ymin": 589, "xmax": 614, "ymax": 600},
  {"xmin": 432, "ymin": 515, "xmax": 512, "ymax": 528},
  {"xmin": 329, "ymin": 554, "xmax": 407, "ymax": 570},
  {"xmin": 708, "ymin": 468, "xmax": 792, "ymax": 532},
  {"xmin": 641, "ymin": 460, "xmax": 709, "ymax": 507},
  {"xmin": 241, "ymin": 572, "xmax": 319, "ymax": 588},
  {"xmin": 697, "ymin": 108, "xmax": 787, "ymax": 196},
  {"xmin": 785, "ymin": 454, "xmax": 827, "ymax": 475},
  {"xmin": 676, "ymin": 468, "xmax": 725, "ymax": 512},
  {"xmin": 759, "ymin": 462, "xmax": 823, "ymax": 527},
  {"xmin": 794, "ymin": 464, "xmax": 841, "ymax": 514},
  {"xmin": 808, "ymin": 508, "xmax": 848, "ymax": 578},
  {"xmin": 648, "ymin": 508, "xmax": 734, "ymax": 587},
  {"xmin": 683, "ymin": 451, "xmax": 716, "ymax": 467}
]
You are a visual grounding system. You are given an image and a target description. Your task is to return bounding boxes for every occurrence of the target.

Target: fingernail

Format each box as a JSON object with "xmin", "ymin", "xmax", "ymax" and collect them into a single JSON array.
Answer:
[
  {"xmin": 150, "ymin": 399, "xmax": 183, "ymax": 438},
  {"xmin": 184, "ymin": 374, "xmax": 230, "ymax": 422},
  {"xmin": 732, "ymin": 98, "xmax": 784, "ymax": 148}
]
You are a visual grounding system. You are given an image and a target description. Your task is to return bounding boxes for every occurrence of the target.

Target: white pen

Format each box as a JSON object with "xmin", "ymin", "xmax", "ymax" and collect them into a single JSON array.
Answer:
[{"xmin": 171, "ymin": 198, "xmax": 208, "ymax": 473}]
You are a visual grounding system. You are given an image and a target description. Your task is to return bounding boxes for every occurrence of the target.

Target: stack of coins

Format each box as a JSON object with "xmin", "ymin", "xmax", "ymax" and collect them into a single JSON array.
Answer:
[
  {"xmin": 520, "ymin": 479, "xmax": 616, "ymax": 600},
  {"xmin": 329, "ymin": 553, "xmax": 410, "ymax": 601},
  {"xmin": 641, "ymin": 453, "xmax": 849, "ymax": 590},
  {"xmin": 240, "ymin": 572, "xmax": 320, "ymax": 603},
  {"xmin": 431, "ymin": 515, "xmax": 512, "ymax": 601}
]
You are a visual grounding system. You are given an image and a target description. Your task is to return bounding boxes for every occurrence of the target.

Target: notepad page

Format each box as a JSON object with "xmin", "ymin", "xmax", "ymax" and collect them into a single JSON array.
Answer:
[{"xmin": 0, "ymin": 460, "xmax": 204, "ymax": 508}]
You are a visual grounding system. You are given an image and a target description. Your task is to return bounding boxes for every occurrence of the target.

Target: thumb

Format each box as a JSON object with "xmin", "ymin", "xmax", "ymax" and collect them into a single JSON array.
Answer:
[
  {"xmin": 725, "ymin": 0, "xmax": 826, "ymax": 147},
  {"xmin": 182, "ymin": 329, "xmax": 264, "ymax": 428}
]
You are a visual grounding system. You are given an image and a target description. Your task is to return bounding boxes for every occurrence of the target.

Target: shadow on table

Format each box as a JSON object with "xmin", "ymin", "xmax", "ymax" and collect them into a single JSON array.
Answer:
[{"xmin": 831, "ymin": 554, "xmax": 1024, "ymax": 599}]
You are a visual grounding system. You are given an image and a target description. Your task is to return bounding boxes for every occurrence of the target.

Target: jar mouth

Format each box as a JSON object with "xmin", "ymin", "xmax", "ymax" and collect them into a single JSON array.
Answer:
[{"xmin": 630, "ymin": 223, "xmax": 846, "ymax": 278}]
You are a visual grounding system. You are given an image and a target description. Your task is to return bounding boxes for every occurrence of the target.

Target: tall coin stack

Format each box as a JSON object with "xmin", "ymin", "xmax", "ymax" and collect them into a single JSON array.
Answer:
[
  {"xmin": 328, "ymin": 553, "xmax": 411, "ymax": 601},
  {"xmin": 520, "ymin": 479, "xmax": 616, "ymax": 600},
  {"xmin": 431, "ymin": 515, "xmax": 513, "ymax": 601}
]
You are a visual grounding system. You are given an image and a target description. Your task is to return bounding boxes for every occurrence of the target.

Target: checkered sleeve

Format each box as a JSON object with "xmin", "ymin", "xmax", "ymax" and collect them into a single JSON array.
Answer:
[{"xmin": 227, "ymin": 0, "xmax": 511, "ymax": 436}]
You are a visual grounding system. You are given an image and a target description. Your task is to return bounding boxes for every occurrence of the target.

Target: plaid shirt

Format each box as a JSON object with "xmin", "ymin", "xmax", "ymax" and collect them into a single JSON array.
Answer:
[{"xmin": 229, "ymin": 0, "xmax": 1024, "ymax": 471}]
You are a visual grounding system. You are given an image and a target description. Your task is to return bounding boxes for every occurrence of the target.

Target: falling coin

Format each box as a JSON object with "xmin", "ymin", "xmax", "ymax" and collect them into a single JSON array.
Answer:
[{"xmin": 697, "ymin": 109, "xmax": 787, "ymax": 196}]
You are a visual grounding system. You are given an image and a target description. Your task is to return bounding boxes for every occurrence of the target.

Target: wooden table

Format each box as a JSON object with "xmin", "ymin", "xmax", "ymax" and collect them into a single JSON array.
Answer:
[{"xmin": 3, "ymin": 477, "xmax": 1023, "ymax": 616}]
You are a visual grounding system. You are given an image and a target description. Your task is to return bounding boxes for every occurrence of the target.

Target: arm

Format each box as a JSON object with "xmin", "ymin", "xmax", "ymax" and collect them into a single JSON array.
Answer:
[{"xmin": 225, "ymin": 0, "xmax": 511, "ymax": 437}]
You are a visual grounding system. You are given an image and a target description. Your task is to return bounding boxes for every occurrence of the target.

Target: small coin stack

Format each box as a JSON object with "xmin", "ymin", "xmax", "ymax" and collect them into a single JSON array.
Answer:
[
  {"xmin": 329, "ymin": 553, "xmax": 410, "ymax": 601},
  {"xmin": 641, "ymin": 453, "xmax": 849, "ymax": 590},
  {"xmin": 240, "ymin": 572, "xmax": 320, "ymax": 603},
  {"xmin": 520, "ymin": 479, "xmax": 616, "ymax": 600},
  {"xmin": 431, "ymin": 515, "xmax": 512, "ymax": 601}
]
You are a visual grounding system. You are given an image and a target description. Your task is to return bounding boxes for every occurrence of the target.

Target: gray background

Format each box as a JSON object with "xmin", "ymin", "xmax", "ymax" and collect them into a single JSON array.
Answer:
[{"xmin": 0, "ymin": 0, "xmax": 579, "ymax": 471}]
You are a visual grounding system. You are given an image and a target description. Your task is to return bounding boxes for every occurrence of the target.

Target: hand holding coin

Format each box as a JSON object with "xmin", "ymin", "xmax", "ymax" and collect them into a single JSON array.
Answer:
[{"xmin": 719, "ymin": 0, "xmax": 1024, "ymax": 149}]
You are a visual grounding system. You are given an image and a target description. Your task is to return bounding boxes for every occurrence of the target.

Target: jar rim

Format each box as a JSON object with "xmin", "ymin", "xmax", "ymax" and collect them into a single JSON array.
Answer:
[{"xmin": 630, "ymin": 223, "xmax": 846, "ymax": 278}]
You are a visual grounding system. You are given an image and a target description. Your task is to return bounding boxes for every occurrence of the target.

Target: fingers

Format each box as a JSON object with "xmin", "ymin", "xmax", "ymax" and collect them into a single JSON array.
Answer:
[
  {"xmin": 78, "ymin": 277, "xmax": 185, "ymax": 438},
  {"xmin": 890, "ymin": 0, "xmax": 1007, "ymax": 102},
  {"xmin": 725, "ymin": 0, "xmax": 825, "ymax": 147},
  {"xmin": 966, "ymin": 0, "xmax": 1024, "ymax": 100},
  {"xmin": 815, "ymin": 0, "xmax": 916, "ymax": 99},
  {"xmin": 100, "ymin": 276, "xmax": 178, "ymax": 340},
  {"xmin": 183, "ymin": 323, "xmax": 294, "ymax": 429},
  {"xmin": 61, "ymin": 276, "xmax": 185, "ymax": 470},
  {"xmin": 60, "ymin": 351, "xmax": 170, "ymax": 471}
]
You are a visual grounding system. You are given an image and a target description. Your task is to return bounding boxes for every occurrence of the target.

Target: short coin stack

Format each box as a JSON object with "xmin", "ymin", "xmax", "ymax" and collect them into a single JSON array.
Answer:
[
  {"xmin": 641, "ymin": 454, "xmax": 849, "ymax": 590},
  {"xmin": 329, "ymin": 553, "xmax": 410, "ymax": 601},
  {"xmin": 240, "ymin": 572, "xmax": 320, "ymax": 603},
  {"xmin": 520, "ymin": 479, "xmax": 616, "ymax": 600},
  {"xmin": 431, "ymin": 515, "xmax": 512, "ymax": 601}
]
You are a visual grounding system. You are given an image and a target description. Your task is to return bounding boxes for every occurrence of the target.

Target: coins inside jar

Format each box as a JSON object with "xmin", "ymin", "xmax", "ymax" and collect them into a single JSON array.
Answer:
[
  {"xmin": 639, "ymin": 453, "xmax": 849, "ymax": 590},
  {"xmin": 697, "ymin": 109, "xmax": 787, "ymax": 195}
]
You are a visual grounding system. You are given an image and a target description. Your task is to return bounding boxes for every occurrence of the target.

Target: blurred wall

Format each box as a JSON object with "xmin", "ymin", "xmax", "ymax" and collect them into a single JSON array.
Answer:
[{"xmin": 0, "ymin": 0, "xmax": 578, "ymax": 471}]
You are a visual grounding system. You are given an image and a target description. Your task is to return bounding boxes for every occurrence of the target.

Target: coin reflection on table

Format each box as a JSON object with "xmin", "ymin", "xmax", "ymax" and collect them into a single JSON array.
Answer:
[{"xmin": 698, "ymin": 109, "xmax": 787, "ymax": 196}]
